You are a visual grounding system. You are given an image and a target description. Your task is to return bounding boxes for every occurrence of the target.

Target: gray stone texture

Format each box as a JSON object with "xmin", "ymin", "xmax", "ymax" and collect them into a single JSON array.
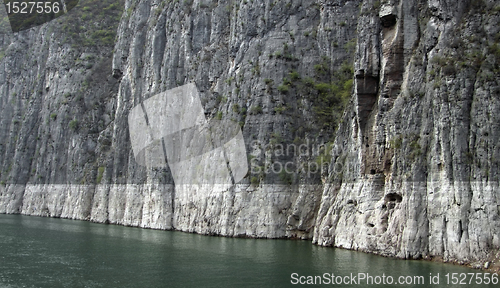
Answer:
[{"xmin": 0, "ymin": 0, "xmax": 499, "ymax": 270}]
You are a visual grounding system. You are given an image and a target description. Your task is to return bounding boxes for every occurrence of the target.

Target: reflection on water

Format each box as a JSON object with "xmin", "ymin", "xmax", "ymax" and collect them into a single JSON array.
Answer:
[{"xmin": 0, "ymin": 214, "xmax": 493, "ymax": 287}]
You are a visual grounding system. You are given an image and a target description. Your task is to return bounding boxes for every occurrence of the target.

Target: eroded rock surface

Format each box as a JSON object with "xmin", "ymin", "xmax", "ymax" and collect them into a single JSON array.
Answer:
[{"xmin": 0, "ymin": 0, "xmax": 499, "ymax": 269}]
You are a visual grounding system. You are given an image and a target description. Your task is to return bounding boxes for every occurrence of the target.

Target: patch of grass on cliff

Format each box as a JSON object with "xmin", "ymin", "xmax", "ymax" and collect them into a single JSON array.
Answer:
[
  {"xmin": 270, "ymin": 43, "xmax": 297, "ymax": 61},
  {"xmin": 215, "ymin": 111, "xmax": 223, "ymax": 120},
  {"xmin": 69, "ymin": 119, "xmax": 79, "ymax": 131},
  {"xmin": 314, "ymin": 142, "xmax": 334, "ymax": 167},
  {"xmin": 277, "ymin": 84, "xmax": 290, "ymax": 94},
  {"xmin": 274, "ymin": 105, "xmax": 287, "ymax": 114},
  {"xmin": 269, "ymin": 132, "xmax": 283, "ymax": 146},
  {"xmin": 407, "ymin": 135, "xmax": 422, "ymax": 161},
  {"xmin": 232, "ymin": 103, "xmax": 240, "ymax": 113},
  {"xmin": 310, "ymin": 60, "xmax": 353, "ymax": 129},
  {"xmin": 276, "ymin": 58, "xmax": 354, "ymax": 131},
  {"xmin": 96, "ymin": 166, "xmax": 105, "ymax": 184},
  {"xmin": 278, "ymin": 170, "xmax": 293, "ymax": 185},
  {"xmin": 57, "ymin": 0, "xmax": 124, "ymax": 48},
  {"xmin": 389, "ymin": 135, "xmax": 403, "ymax": 149},
  {"xmin": 430, "ymin": 55, "xmax": 458, "ymax": 76},
  {"xmin": 250, "ymin": 176, "xmax": 260, "ymax": 186},
  {"xmin": 289, "ymin": 70, "xmax": 300, "ymax": 81},
  {"xmin": 345, "ymin": 38, "xmax": 357, "ymax": 53},
  {"xmin": 250, "ymin": 105, "xmax": 262, "ymax": 114}
]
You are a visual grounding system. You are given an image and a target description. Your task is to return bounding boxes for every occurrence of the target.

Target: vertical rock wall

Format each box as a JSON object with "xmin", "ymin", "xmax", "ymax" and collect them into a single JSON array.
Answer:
[
  {"xmin": 0, "ymin": 0, "xmax": 499, "ymax": 269},
  {"xmin": 314, "ymin": 0, "xmax": 500, "ymax": 269}
]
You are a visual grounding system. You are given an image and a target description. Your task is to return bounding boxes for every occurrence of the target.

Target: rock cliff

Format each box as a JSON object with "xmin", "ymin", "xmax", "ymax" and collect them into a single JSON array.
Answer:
[
  {"xmin": 0, "ymin": 0, "xmax": 499, "ymax": 269},
  {"xmin": 314, "ymin": 0, "xmax": 500, "ymax": 269}
]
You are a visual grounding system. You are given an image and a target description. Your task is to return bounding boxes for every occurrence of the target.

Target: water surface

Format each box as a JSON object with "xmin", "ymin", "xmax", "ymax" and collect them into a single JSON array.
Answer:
[{"xmin": 0, "ymin": 214, "xmax": 495, "ymax": 287}]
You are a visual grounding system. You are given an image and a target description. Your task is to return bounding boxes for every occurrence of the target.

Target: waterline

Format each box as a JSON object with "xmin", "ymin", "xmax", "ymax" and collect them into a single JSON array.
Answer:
[{"xmin": 0, "ymin": 214, "xmax": 494, "ymax": 287}]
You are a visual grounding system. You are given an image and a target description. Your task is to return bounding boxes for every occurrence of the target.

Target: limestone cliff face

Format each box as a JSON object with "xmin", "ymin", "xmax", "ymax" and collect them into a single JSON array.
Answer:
[
  {"xmin": 313, "ymin": 0, "xmax": 500, "ymax": 269},
  {"xmin": 0, "ymin": 0, "xmax": 360, "ymax": 234},
  {"xmin": 0, "ymin": 0, "xmax": 499, "ymax": 269},
  {"xmin": 110, "ymin": 0, "xmax": 360, "ymax": 237}
]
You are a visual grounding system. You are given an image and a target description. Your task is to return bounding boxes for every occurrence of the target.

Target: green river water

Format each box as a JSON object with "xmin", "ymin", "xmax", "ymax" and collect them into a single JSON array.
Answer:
[{"xmin": 0, "ymin": 214, "xmax": 496, "ymax": 287}]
